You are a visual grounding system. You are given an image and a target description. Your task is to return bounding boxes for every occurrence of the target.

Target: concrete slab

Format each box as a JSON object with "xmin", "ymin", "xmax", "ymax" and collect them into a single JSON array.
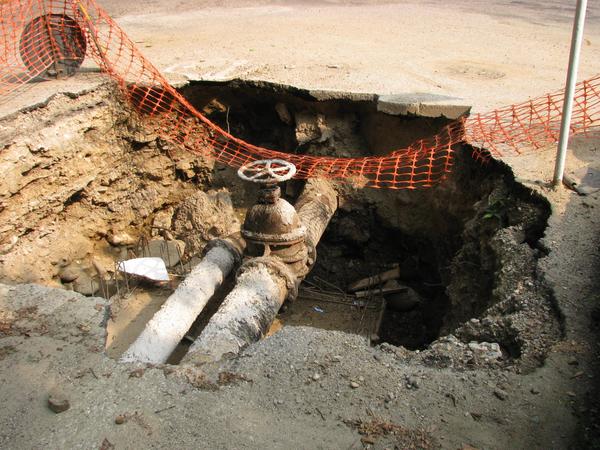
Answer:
[{"xmin": 377, "ymin": 93, "xmax": 470, "ymax": 119}]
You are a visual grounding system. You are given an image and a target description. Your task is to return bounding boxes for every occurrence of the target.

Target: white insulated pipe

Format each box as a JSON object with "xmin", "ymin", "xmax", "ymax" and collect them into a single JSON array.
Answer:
[{"xmin": 120, "ymin": 241, "xmax": 240, "ymax": 364}]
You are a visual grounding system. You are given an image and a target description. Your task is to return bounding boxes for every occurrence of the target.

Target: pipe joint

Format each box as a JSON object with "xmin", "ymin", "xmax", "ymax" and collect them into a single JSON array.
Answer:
[{"xmin": 237, "ymin": 256, "xmax": 299, "ymax": 301}]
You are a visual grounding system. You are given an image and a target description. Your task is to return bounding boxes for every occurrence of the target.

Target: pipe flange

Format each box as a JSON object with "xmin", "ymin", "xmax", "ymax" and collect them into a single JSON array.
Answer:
[
  {"xmin": 238, "ymin": 256, "xmax": 299, "ymax": 301},
  {"xmin": 202, "ymin": 237, "xmax": 244, "ymax": 267},
  {"xmin": 241, "ymin": 226, "xmax": 307, "ymax": 245}
]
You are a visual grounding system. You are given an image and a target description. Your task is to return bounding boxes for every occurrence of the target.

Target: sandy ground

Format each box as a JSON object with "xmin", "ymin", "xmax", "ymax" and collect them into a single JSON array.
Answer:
[{"xmin": 1, "ymin": 1, "xmax": 600, "ymax": 449}]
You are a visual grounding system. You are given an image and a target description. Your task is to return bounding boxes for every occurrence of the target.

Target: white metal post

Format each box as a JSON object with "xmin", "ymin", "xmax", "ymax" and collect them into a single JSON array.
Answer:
[{"xmin": 553, "ymin": 0, "xmax": 588, "ymax": 187}]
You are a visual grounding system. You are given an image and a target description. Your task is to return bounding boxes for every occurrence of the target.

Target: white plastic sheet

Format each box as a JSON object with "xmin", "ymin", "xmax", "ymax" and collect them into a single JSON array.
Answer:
[{"xmin": 117, "ymin": 257, "xmax": 170, "ymax": 282}]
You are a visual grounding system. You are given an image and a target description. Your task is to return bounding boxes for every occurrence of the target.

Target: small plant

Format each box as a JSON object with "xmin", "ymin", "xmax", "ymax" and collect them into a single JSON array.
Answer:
[{"xmin": 482, "ymin": 198, "xmax": 508, "ymax": 225}]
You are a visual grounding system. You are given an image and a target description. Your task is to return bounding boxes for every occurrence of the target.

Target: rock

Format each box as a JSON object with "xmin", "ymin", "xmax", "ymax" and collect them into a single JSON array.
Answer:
[
  {"xmin": 202, "ymin": 99, "xmax": 227, "ymax": 115},
  {"xmin": 295, "ymin": 112, "xmax": 322, "ymax": 145},
  {"xmin": 58, "ymin": 266, "xmax": 80, "ymax": 283},
  {"xmin": 115, "ymin": 415, "xmax": 127, "ymax": 425},
  {"xmin": 312, "ymin": 373, "xmax": 321, "ymax": 381},
  {"xmin": 275, "ymin": 103, "xmax": 292, "ymax": 124},
  {"xmin": 170, "ymin": 150, "xmax": 213, "ymax": 184},
  {"xmin": 72, "ymin": 271, "xmax": 100, "ymax": 296},
  {"xmin": 0, "ymin": 235, "xmax": 18, "ymax": 255},
  {"xmin": 137, "ymin": 154, "xmax": 169, "ymax": 181},
  {"xmin": 48, "ymin": 393, "xmax": 70, "ymax": 413},
  {"xmin": 493, "ymin": 388, "xmax": 508, "ymax": 400},
  {"xmin": 530, "ymin": 387, "xmax": 540, "ymax": 395},
  {"xmin": 406, "ymin": 375, "xmax": 420, "ymax": 389},
  {"xmin": 171, "ymin": 189, "xmax": 240, "ymax": 256},
  {"xmin": 151, "ymin": 208, "xmax": 174, "ymax": 235},
  {"xmin": 386, "ymin": 285, "xmax": 422, "ymax": 312},
  {"xmin": 143, "ymin": 239, "xmax": 186, "ymax": 268},
  {"xmin": 350, "ymin": 381, "xmax": 360, "ymax": 389},
  {"xmin": 468, "ymin": 342, "xmax": 503, "ymax": 360},
  {"xmin": 107, "ymin": 231, "xmax": 137, "ymax": 246}
]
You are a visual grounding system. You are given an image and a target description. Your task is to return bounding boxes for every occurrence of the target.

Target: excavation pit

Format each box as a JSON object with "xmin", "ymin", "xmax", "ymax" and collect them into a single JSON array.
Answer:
[{"xmin": 0, "ymin": 80, "xmax": 562, "ymax": 370}]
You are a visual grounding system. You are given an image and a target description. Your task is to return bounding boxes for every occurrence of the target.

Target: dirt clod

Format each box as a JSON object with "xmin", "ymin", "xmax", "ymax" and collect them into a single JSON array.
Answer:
[{"xmin": 171, "ymin": 189, "xmax": 240, "ymax": 257}]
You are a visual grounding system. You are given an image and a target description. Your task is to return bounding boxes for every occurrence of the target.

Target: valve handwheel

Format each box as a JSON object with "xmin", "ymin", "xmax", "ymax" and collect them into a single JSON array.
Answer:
[{"xmin": 238, "ymin": 159, "xmax": 297, "ymax": 184}]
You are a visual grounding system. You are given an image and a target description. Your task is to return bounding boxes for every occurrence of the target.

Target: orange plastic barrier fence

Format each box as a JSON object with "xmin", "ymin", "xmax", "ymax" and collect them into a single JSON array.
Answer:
[{"xmin": 1, "ymin": 0, "xmax": 599, "ymax": 189}]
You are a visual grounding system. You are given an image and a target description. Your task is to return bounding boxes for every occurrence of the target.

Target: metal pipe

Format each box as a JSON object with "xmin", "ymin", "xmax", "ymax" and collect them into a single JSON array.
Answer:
[
  {"xmin": 120, "ymin": 238, "xmax": 242, "ymax": 364},
  {"xmin": 553, "ymin": 0, "xmax": 588, "ymax": 187},
  {"xmin": 295, "ymin": 178, "xmax": 338, "ymax": 267}
]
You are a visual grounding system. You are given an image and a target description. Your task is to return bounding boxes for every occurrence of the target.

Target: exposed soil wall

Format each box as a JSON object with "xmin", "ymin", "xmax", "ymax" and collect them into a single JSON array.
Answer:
[{"xmin": 0, "ymin": 85, "xmax": 211, "ymax": 286}]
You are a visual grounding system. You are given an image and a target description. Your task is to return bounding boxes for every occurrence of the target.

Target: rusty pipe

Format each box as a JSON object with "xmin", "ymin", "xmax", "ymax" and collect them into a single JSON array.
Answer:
[
  {"xmin": 181, "ymin": 258, "xmax": 291, "ymax": 364},
  {"xmin": 295, "ymin": 178, "xmax": 338, "ymax": 269}
]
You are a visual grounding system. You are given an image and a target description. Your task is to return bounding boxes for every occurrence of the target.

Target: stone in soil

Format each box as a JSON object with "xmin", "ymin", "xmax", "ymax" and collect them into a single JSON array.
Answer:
[
  {"xmin": 386, "ymin": 284, "xmax": 422, "ymax": 312},
  {"xmin": 171, "ymin": 189, "xmax": 240, "ymax": 256},
  {"xmin": 107, "ymin": 231, "xmax": 137, "ymax": 246},
  {"xmin": 58, "ymin": 266, "xmax": 80, "ymax": 283},
  {"xmin": 494, "ymin": 388, "xmax": 508, "ymax": 401},
  {"xmin": 143, "ymin": 239, "xmax": 186, "ymax": 268},
  {"xmin": 72, "ymin": 271, "xmax": 100, "ymax": 296},
  {"xmin": 48, "ymin": 393, "xmax": 70, "ymax": 413}
]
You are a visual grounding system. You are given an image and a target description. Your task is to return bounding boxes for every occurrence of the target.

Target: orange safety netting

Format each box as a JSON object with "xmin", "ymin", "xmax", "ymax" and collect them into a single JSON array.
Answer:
[{"xmin": 1, "ymin": 0, "xmax": 599, "ymax": 189}]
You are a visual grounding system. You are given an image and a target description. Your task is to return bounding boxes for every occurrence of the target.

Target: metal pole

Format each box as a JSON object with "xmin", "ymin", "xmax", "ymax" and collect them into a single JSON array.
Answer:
[{"xmin": 553, "ymin": 0, "xmax": 588, "ymax": 187}]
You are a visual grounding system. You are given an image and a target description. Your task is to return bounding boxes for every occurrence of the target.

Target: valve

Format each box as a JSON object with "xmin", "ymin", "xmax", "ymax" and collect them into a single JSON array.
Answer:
[
  {"xmin": 237, "ymin": 159, "xmax": 309, "ymax": 295},
  {"xmin": 237, "ymin": 159, "xmax": 297, "ymax": 184}
]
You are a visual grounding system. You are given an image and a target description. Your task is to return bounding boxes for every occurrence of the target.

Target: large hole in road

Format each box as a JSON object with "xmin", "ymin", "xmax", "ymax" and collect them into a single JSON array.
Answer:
[
  {"xmin": 180, "ymin": 80, "xmax": 561, "ymax": 367},
  {"xmin": 0, "ymin": 80, "xmax": 562, "ymax": 370}
]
